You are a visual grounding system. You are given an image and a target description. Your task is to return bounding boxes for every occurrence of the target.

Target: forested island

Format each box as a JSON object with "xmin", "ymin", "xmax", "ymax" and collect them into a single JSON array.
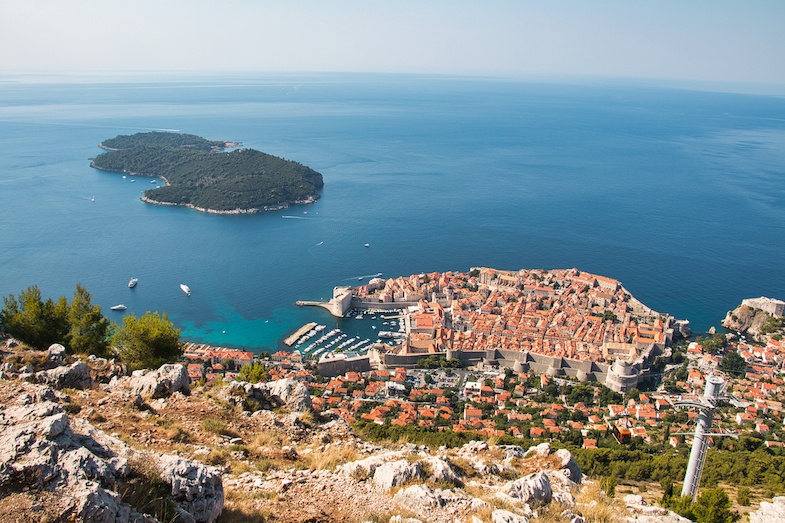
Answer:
[{"xmin": 91, "ymin": 132, "xmax": 324, "ymax": 214}]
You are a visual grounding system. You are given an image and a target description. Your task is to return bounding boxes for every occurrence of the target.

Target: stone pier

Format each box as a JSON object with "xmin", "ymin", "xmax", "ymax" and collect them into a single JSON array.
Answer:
[{"xmin": 296, "ymin": 286, "xmax": 354, "ymax": 317}]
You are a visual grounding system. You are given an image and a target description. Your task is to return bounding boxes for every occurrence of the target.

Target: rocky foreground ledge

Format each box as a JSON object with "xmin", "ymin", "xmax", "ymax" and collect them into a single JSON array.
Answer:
[{"xmin": 0, "ymin": 344, "xmax": 728, "ymax": 523}]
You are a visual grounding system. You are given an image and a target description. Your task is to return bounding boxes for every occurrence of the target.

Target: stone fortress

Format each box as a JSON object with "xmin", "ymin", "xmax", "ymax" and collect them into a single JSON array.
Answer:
[
  {"xmin": 741, "ymin": 296, "xmax": 785, "ymax": 318},
  {"xmin": 310, "ymin": 267, "xmax": 677, "ymax": 392}
]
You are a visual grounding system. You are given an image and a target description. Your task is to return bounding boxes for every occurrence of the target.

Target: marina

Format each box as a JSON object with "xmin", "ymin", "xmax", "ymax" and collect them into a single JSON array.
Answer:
[
  {"xmin": 283, "ymin": 322, "xmax": 318, "ymax": 346},
  {"xmin": 283, "ymin": 314, "xmax": 402, "ymax": 362}
]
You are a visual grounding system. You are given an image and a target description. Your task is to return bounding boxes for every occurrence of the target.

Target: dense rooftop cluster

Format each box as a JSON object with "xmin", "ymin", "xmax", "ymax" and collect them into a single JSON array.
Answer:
[{"xmin": 355, "ymin": 267, "xmax": 668, "ymax": 362}]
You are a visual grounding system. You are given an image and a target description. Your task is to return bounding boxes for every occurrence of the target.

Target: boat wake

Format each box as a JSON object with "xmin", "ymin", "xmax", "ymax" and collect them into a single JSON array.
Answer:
[{"xmin": 282, "ymin": 215, "xmax": 308, "ymax": 220}]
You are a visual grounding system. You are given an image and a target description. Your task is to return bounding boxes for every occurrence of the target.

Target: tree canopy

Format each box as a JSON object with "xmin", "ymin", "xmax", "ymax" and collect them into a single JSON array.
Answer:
[
  {"xmin": 1, "ymin": 285, "xmax": 69, "ymax": 349},
  {"xmin": 101, "ymin": 131, "xmax": 228, "ymax": 151},
  {"xmin": 719, "ymin": 350, "xmax": 747, "ymax": 376},
  {"xmin": 67, "ymin": 284, "xmax": 110, "ymax": 357},
  {"xmin": 111, "ymin": 311, "xmax": 182, "ymax": 371},
  {"xmin": 91, "ymin": 132, "xmax": 324, "ymax": 212}
]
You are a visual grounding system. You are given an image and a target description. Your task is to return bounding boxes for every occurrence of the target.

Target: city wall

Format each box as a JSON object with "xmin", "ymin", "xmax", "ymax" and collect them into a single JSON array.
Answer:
[
  {"xmin": 317, "ymin": 354, "xmax": 372, "ymax": 377},
  {"xmin": 370, "ymin": 342, "xmax": 662, "ymax": 392}
]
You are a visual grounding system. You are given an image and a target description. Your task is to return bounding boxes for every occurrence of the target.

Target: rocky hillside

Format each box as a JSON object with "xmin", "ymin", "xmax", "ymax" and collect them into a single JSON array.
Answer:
[{"xmin": 0, "ymin": 344, "xmax": 691, "ymax": 523}]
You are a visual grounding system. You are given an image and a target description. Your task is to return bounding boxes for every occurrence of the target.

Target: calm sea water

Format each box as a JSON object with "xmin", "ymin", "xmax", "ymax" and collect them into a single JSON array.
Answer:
[{"xmin": 1, "ymin": 73, "xmax": 784, "ymax": 351}]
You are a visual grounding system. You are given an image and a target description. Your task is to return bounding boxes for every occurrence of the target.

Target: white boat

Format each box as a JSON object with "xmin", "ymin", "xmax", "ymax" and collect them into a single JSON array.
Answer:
[
  {"xmin": 364, "ymin": 243, "xmax": 370, "ymax": 248},
  {"xmin": 110, "ymin": 304, "xmax": 127, "ymax": 311},
  {"xmin": 128, "ymin": 278, "xmax": 138, "ymax": 288},
  {"xmin": 180, "ymin": 283, "xmax": 191, "ymax": 296}
]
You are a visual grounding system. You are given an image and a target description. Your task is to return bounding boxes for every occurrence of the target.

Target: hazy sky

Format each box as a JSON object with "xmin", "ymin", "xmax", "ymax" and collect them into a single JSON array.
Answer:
[{"xmin": 2, "ymin": 1, "xmax": 784, "ymax": 87}]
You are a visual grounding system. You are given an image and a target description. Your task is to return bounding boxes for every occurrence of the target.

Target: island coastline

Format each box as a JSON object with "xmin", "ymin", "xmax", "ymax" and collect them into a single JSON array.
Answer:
[{"xmin": 91, "ymin": 132, "xmax": 323, "ymax": 215}]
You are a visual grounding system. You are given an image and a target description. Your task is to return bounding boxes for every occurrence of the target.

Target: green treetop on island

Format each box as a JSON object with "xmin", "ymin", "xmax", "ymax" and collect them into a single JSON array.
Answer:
[{"xmin": 91, "ymin": 132, "xmax": 324, "ymax": 213}]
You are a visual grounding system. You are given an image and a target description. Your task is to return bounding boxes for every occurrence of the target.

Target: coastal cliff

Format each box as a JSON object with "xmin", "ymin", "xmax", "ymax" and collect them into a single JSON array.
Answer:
[{"xmin": 722, "ymin": 297, "xmax": 785, "ymax": 340}]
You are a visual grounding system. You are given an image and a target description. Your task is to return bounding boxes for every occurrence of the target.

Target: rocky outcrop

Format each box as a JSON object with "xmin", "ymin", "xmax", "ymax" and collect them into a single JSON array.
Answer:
[
  {"xmin": 749, "ymin": 496, "xmax": 785, "ymax": 523},
  {"xmin": 622, "ymin": 494, "xmax": 691, "ymax": 523},
  {"xmin": 722, "ymin": 304, "xmax": 773, "ymax": 336},
  {"xmin": 35, "ymin": 360, "xmax": 93, "ymax": 390},
  {"xmin": 0, "ymin": 383, "xmax": 223, "ymax": 522},
  {"xmin": 47, "ymin": 343, "xmax": 67, "ymax": 366},
  {"xmin": 502, "ymin": 471, "xmax": 553, "ymax": 506},
  {"xmin": 373, "ymin": 459, "xmax": 422, "ymax": 491},
  {"xmin": 554, "ymin": 448, "xmax": 583, "ymax": 483},
  {"xmin": 221, "ymin": 378, "xmax": 311, "ymax": 412},
  {"xmin": 129, "ymin": 363, "xmax": 190, "ymax": 399},
  {"xmin": 158, "ymin": 454, "xmax": 224, "ymax": 523}
]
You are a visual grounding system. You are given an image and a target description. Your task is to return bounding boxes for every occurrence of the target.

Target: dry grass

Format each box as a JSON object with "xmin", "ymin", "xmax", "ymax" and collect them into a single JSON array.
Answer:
[
  {"xmin": 201, "ymin": 418, "xmax": 240, "ymax": 438},
  {"xmin": 297, "ymin": 409, "xmax": 316, "ymax": 428},
  {"xmin": 304, "ymin": 444, "xmax": 363, "ymax": 471},
  {"xmin": 574, "ymin": 482, "xmax": 629, "ymax": 523},
  {"xmin": 531, "ymin": 501, "xmax": 573, "ymax": 522},
  {"xmin": 249, "ymin": 428, "xmax": 290, "ymax": 450},
  {"xmin": 3, "ymin": 349, "xmax": 50, "ymax": 371},
  {"xmin": 353, "ymin": 507, "xmax": 422, "ymax": 523},
  {"xmin": 506, "ymin": 453, "xmax": 563, "ymax": 478},
  {"xmin": 450, "ymin": 457, "xmax": 480, "ymax": 479},
  {"xmin": 466, "ymin": 504, "xmax": 494, "ymax": 523},
  {"xmin": 218, "ymin": 489, "xmax": 276, "ymax": 523}
]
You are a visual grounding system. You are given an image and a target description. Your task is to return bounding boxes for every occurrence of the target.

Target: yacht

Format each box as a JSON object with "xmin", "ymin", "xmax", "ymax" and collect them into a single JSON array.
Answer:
[
  {"xmin": 128, "ymin": 278, "xmax": 138, "ymax": 288},
  {"xmin": 110, "ymin": 304, "xmax": 127, "ymax": 311},
  {"xmin": 180, "ymin": 283, "xmax": 191, "ymax": 296}
]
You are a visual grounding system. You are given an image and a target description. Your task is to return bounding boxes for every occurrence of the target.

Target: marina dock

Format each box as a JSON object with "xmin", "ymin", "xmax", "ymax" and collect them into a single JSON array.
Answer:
[{"xmin": 284, "ymin": 322, "xmax": 318, "ymax": 346}]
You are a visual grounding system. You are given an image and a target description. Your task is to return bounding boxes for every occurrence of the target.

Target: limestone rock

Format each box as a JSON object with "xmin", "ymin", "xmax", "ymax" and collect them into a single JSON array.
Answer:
[
  {"xmin": 47, "ymin": 343, "xmax": 67, "ymax": 366},
  {"xmin": 129, "ymin": 364, "xmax": 190, "ymax": 399},
  {"xmin": 392, "ymin": 483, "xmax": 475, "ymax": 520},
  {"xmin": 0, "ymin": 384, "xmax": 223, "ymax": 523},
  {"xmin": 422, "ymin": 456, "xmax": 462, "ymax": 486},
  {"xmin": 722, "ymin": 304, "xmax": 774, "ymax": 337},
  {"xmin": 503, "ymin": 471, "xmax": 552, "ymax": 506},
  {"xmin": 622, "ymin": 494, "xmax": 691, "ymax": 523},
  {"xmin": 554, "ymin": 448, "xmax": 583, "ymax": 483},
  {"xmin": 492, "ymin": 509, "xmax": 529, "ymax": 523},
  {"xmin": 460, "ymin": 440, "xmax": 488, "ymax": 454},
  {"xmin": 373, "ymin": 459, "xmax": 422, "ymax": 491},
  {"xmin": 223, "ymin": 378, "xmax": 311, "ymax": 412},
  {"xmin": 524, "ymin": 442, "xmax": 551, "ymax": 458},
  {"xmin": 393, "ymin": 484, "xmax": 445, "ymax": 510},
  {"xmin": 158, "ymin": 454, "xmax": 224, "ymax": 523},
  {"xmin": 338, "ymin": 450, "xmax": 405, "ymax": 479},
  {"xmin": 749, "ymin": 496, "xmax": 785, "ymax": 523},
  {"xmin": 35, "ymin": 361, "xmax": 92, "ymax": 390},
  {"xmin": 259, "ymin": 378, "xmax": 312, "ymax": 412},
  {"xmin": 561, "ymin": 509, "xmax": 586, "ymax": 523}
]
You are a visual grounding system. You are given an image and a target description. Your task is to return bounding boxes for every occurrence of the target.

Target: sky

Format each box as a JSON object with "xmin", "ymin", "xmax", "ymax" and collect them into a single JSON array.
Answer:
[{"xmin": 2, "ymin": 1, "xmax": 785, "ymax": 88}]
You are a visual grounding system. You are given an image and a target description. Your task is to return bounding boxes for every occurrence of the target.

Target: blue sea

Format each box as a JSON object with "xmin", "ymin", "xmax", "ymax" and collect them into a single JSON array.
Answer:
[{"xmin": 1, "ymin": 73, "xmax": 784, "ymax": 352}]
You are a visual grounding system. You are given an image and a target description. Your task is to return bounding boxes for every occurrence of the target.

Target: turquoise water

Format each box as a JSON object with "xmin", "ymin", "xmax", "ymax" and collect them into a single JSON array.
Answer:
[{"xmin": 1, "ymin": 74, "xmax": 784, "ymax": 351}]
